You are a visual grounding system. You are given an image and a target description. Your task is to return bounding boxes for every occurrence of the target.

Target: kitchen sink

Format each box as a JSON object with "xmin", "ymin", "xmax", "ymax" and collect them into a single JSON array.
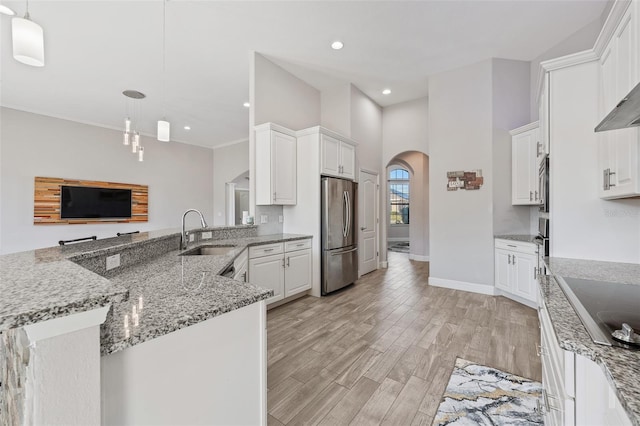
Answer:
[{"xmin": 180, "ymin": 245, "xmax": 235, "ymax": 256}]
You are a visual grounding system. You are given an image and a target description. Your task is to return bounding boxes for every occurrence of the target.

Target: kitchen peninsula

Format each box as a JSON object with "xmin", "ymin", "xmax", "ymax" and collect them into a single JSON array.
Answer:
[{"xmin": 0, "ymin": 226, "xmax": 311, "ymax": 425}]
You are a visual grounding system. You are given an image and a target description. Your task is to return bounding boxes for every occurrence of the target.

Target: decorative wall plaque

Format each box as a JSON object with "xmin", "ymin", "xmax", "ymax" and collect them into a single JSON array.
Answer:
[{"xmin": 447, "ymin": 169, "xmax": 484, "ymax": 191}]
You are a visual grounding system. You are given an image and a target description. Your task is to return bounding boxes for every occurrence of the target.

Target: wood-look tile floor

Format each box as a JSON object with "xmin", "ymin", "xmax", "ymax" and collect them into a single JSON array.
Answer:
[{"xmin": 266, "ymin": 252, "xmax": 541, "ymax": 426}]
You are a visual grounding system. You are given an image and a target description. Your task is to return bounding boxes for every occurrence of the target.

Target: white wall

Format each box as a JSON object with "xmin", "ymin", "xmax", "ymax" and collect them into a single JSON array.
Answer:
[
  {"xmin": 249, "ymin": 53, "xmax": 321, "ymax": 234},
  {"xmin": 550, "ymin": 61, "xmax": 640, "ymax": 263},
  {"xmin": 428, "ymin": 60, "xmax": 495, "ymax": 289},
  {"xmin": 350, "ymin": 84, "xmax": 382, "ymax": 175},
  {"xmin": 492, "ymin": 59, "xmax": 533, "ymax": 235},
  {"xmin": 212, "ymin": 140, "xmax": 249, "ymax": 226},
  {"xmin": 320, "ymin": 84, "xmax": 351, "ymax": 137},
  {"xmin": 0, "ymin": 108, "xmax": 214, "ymax": 254},
  {"xmin": 382, "ymin": 97, "xmax": 429, "ymax": 166},
  {"xmin": 530, "ymin": 18, "xmax": 602, "ymax": 121}
]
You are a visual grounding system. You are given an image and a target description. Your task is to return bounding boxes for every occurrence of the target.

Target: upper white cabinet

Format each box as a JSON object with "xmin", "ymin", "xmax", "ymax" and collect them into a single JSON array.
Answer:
[
  {"xmin": 255, "ymin": 123, "xmax": 297, "ymax": 205},
  {"xmin": 596, "ymin": 2, "xmax": 640, "ymax": 200},
  {"xmin": 510, "ymin": 122, "xmax": 541, "ymax": 205},
  {"xmin": 321, "ymin": 134, "xmax": 356, "ymax": 180}
]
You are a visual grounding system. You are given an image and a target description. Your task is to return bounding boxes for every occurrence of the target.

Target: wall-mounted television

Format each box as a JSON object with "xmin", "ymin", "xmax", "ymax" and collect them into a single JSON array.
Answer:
[{"xmin": 60, "ymin": 186, "xmax": 132, "ymax": 219}]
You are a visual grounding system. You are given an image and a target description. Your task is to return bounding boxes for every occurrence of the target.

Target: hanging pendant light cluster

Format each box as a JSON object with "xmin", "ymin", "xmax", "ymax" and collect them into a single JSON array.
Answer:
[
  {"xmin": 3, "ymin": 0, "xmax": 45, "ymax": 67},
  {"xmin": 122, "ymin": 90, "xmax": 146, "ymax": 162}
]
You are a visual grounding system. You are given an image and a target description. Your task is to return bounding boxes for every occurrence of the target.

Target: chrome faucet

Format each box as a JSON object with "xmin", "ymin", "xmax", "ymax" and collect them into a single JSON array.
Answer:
[{"xmin": 181, "ymin": 209, "xmax": 208, "ymax": 250}]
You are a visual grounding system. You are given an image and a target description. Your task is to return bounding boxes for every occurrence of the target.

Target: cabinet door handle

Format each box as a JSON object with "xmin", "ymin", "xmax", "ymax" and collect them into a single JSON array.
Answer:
[
  {"xmin": 282, "ymin": 258, "xmax": 285, "ymax": 268},
  {"xmin": 604, "ymin": 168, "xmax": 616, "ymax": 190},
  {"xmin": 529, "ymin": 191, "xmax": 533, "ymax": 201},
  {"xmin": 534, "ymin": 266, "xmax": 537, "ymax": 279},
  {"xmin": 508, "ymin": 254, "xmax": 512, "ymax": 265},
  {"xmin": 273, "ymin": 191, "xmax": 277, "ymax": 202},
  {"xmin": 536, "ymin": 141, "xmax": 542, "ymax": 157},
  {"xmin": 242, "ymin": 271, "xmax": 247, "ymax": 282},
  {"xmin": 286, "ymin": 257, "xmax": 290, "ymax": 267},
  {"xmin": 513, "ymin": 255, "xmax": 516, "ymax": 265},
  {"xmin": 534, "ymin": 190, "xmax": 538, "ymax": 200}
]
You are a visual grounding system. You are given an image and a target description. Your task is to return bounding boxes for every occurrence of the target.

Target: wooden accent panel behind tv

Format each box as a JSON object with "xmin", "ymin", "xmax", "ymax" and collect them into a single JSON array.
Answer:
[{"xmin": 34, "ymin": 177, "xmax": 148, "ymax": 225}]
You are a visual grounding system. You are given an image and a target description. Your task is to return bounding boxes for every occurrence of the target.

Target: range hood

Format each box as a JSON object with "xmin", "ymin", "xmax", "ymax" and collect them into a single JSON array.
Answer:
[{"xmin": 595, "ymin": 81, "xmax": 640, "ymax": 132}]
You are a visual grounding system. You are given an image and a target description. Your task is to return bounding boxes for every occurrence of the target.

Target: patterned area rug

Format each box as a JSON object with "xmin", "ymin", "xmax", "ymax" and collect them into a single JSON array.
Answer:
[
  {"xmin": 433, "ymin": 358, "xmax": 543, "ymax": 425},
  {"xmin": 388, "ymin": 241, "xmax": 410, "ymax": 253}
]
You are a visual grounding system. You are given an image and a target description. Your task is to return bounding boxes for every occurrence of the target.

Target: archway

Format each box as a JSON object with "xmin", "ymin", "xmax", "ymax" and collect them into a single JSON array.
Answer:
[{"xmin": 384, "ymin": 151, "xmax": 429, "ymax": 264}]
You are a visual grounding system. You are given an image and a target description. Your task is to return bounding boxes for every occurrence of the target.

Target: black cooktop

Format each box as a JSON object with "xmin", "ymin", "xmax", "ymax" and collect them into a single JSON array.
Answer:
[{"xmin": 558, "ymin": 277, "xmax": 640, "ymax": 350}]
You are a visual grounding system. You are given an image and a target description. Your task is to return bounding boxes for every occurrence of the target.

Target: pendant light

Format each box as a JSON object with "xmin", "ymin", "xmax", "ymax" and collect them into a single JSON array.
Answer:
[
  {"xmin": 122, "ymin": 90, "xmax": 145, "ymax": 161},
  {"xmin": 157, "ymin": 0, "xmax": 170, "ymax": 142},
  {"xmin": 12, "ymin": 0, "xmax": 44, "ymax": 67}
]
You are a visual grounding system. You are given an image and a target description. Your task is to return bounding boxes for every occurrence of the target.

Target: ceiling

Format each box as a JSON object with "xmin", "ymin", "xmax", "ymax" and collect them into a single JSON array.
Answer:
[{"xmin": 0, "ymin": 1, "xmax": 608, "ymax": 148}]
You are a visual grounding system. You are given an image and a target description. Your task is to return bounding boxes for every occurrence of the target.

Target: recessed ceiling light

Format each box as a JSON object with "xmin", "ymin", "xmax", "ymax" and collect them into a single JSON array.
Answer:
[
  {"xmin": 243, "ymin": 102, "xmax": 250, "ymax": 108},
  {"xmin": 382, "ymin": 89, "xmax": 391, "ymax": 95},
  {"xmin": 184, "ymin": 125, "xmax": 191, "ymax": 131},
  {"xmin": 0, "ymin": 5, "xmax": 15, "ymax": 15},
  {"xmin": 331, "ymin": 41, "xmax": 344, "ymax": 50}
]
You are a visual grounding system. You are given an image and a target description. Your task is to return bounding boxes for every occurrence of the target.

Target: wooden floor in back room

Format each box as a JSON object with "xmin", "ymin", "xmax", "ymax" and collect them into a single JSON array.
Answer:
[{"xmin": 266, "ymin": 251, "xmax": 542, "ymax": 425}]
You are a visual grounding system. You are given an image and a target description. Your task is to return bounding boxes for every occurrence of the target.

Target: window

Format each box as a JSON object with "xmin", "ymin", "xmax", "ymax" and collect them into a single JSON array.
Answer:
[{"xmin": 389, "ymin": 168, "xmax": 409, "ymax": 224}]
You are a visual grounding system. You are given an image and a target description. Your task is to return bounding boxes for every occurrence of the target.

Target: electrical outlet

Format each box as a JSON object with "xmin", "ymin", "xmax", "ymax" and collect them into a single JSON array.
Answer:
[
  {"xmin": 189, "ymin": 233, "xmax": 195, "ymax": 242},
  {"xmin": 202, "ymin": 231, "xmax": 212, "ymax": 240},
  {"xmin": 106, "ymin": 254, "xmax": 120, "ymax": 271},
  {"xmin": 279, "ymin": 215, "xmax": 284, "ymax": 223},
  {"xmin": 261, "ymin": 215, "xmax": 268, "ymax": 224}
]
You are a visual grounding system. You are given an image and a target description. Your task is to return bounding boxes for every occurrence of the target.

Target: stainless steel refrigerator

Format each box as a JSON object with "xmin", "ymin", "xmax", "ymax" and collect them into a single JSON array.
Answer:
[{"xmin": 321, "ymin": 177, "xmax": 358, "ymax": 295}]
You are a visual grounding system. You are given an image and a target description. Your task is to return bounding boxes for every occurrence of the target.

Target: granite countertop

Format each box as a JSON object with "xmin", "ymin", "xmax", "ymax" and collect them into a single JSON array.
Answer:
[
  {"xmin": 0, "ymin": 228, "xmax": 309, "ymax": 355},
  {"xmin": 100, "ymin": 233, "xmax": 312, "ymax": 355},
  {"xmin": 495, "ymin": 234, "xmax": 542, "ymax": 245},
  {"xmin": 539, "ymin": 257, "xmax": 640, "ymax": 425}
]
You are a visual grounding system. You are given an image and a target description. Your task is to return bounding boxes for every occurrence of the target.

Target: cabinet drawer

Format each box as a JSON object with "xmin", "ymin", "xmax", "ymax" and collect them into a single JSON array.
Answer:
[
  {"xmin": 249, "ymin": 243, "xmax": 283, "ymax": 259},
  {"xmin": 495, "ymin": 239, "xmax": 538, "ymax": 255},
  {"xmin": 285, "ymin": 239, "xmax": 312, "ymax": 252}
]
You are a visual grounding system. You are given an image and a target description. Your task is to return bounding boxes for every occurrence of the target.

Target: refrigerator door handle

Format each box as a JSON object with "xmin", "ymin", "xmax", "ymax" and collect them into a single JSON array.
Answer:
[
  {"xmin": 346, "ymin": 190, "xmax": 351, "ymax": 238},
  {"xmin": 343, "ymin": 191, "xmax": 348, "ymax": 238},
  {"xmin": 331, "ymin": 247, "xmax": 358, "ymax": 255}
]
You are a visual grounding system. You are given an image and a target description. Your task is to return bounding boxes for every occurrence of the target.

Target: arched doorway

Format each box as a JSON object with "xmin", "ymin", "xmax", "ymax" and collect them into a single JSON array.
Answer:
[{"xmin": 384, "ymin": 151, "xmax": 429, "ymax": 264}]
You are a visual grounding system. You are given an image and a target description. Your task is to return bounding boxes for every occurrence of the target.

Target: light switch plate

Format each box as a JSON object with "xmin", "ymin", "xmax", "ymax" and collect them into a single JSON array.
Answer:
[
  {"xmin": 106, "ymin": 254, "xmax": 120, "ymax": 271},
  {"xmin": 202, "ymin": 231, "xmax": 212, "ymax": 240},
  {"xmin": 261, "ymin": 215, "xmax": 268, "ymax": 224},
  {"xmin": 189, "ymin": 233, "xmax": 195, "ymax": 242}
]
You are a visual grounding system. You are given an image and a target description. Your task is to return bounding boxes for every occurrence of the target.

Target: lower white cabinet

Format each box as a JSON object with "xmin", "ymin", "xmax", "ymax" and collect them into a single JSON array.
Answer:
[
  {"xmin": 538, "ymin": 289, "xmax": 632, "ymax": 426},
  {"xmin": 248, "ymin": 239, "xmax": 312, "ymax": 305},
  {"xmin": 494, "ymin": 239, "xmax": 538, "ymax": 306},
  {"xmin": 233, "ymin": 248, "xmax": 248, "ymax": 282}
]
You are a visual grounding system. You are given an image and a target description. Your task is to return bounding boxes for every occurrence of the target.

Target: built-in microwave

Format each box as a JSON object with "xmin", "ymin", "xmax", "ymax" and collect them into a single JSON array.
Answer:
[{"xmin": 538, "ymin": 157, "xmax": 549, "ymax": 213}]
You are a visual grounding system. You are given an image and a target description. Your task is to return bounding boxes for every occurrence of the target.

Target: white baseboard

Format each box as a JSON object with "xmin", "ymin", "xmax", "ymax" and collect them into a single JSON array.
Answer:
[
  {"xmin": 428, "ymin": 277, "xmax": 496, "ymax": 296},
  {"xmin": 380, "ymin": 261, "xmax": 388, "ymax": 268},
  {"xmin": 409, "ymin": 254, "xmax": 429, "ymax": 262}
]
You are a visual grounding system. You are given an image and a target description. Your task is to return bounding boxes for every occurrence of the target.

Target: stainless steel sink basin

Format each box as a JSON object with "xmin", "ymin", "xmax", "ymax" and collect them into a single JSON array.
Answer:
[{"xmin": 180, "ymin": 246, "xmax": 235, "ymax": 256}]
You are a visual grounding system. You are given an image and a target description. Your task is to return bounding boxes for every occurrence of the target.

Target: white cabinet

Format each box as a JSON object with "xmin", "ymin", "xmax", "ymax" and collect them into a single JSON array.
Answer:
[
  {"xmin": 510, "ymin": 123, "xmax": 541, "ymax": 205},
  {"xmin": 538, "ymin": 285, "xmax": 633, "ymax": 426},
  {"xmin": 538, "ymin": 295, "xmax": 575, "ymax": 425},
  {"xmin": 575, "ymin": 354, "xmax": 632, "ymax": 426},
  {"xmin": 255, "ymin": 123, "xmax": 297, "ymax": 205},
  {"xmin": 494, "ymin": 239, "xmax": 538, "ymax": 306},
  {"xmin": 321, "ymin": 134, "xmax": 356, "ymax": 180},
  {"xmin": 597, "ymin": 2, "xmax": 640, "ymax": 200},
  {"xmin": 248, "ymin": 239, "xmax": 312, "ymax": 306}
]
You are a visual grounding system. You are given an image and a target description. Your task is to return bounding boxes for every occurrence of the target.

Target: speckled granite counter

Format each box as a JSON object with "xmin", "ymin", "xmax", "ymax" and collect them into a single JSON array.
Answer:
[
  {"xmin": 0, "ymin": 228, "xmax": 310, "ymax": 357},
  {"xmin": 495, "ymin": 234, "xmax": 542, "ymax": 245},
  {"xmin": 100, "ymin": 233, "xmax": 311, "ymax": 355},
  {"xmin": 539, "ymin": 257, "xmax": 640, "ymax": 425}
]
